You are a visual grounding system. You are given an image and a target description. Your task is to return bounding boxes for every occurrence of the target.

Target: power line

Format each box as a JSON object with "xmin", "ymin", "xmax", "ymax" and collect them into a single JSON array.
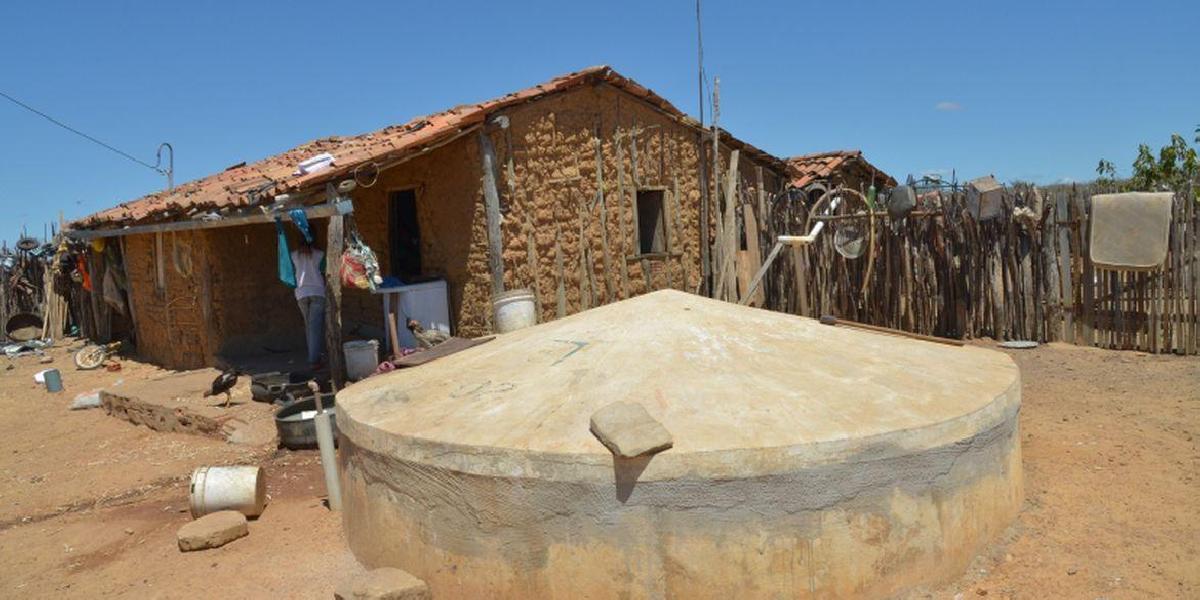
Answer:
[{"xmin": 0, "ymin": 89, "xmax": 164, "ymax": 173}]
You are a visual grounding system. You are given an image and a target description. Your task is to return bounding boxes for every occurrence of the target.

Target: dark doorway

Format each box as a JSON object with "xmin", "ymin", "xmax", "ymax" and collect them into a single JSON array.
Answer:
[{"xmin": 388, "ymin": 190, "xmax": 421, "ymax": 280}]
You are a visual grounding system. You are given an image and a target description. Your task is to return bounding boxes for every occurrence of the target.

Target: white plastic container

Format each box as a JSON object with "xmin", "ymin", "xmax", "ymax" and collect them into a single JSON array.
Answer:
[
  {"xmin": 493, "ymin": 289, "xmax": 537, "ymax": 334},
  {"xmin": 189, "ymin": 465, "xmax": 266, "ymax": 518},
  {"xmin": 343, "ymin": 339, "xmax": 380, "ymax": 381}
]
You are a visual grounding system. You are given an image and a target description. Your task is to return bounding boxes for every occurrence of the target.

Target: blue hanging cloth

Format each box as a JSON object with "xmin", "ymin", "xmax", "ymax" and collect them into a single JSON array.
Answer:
[
  {"xmin": 289, "ymin": 208, "xmax": 314, "ymax": 243},
  {"xmin": 275, "ymin": 217, "xmax": 296, "ymax": 288}
]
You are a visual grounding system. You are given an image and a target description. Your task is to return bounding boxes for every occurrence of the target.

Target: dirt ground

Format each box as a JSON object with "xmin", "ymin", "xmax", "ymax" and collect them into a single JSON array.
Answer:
[{"xmin": 1, "ymin": 339, "xmax": 1196, "ymax": 599}]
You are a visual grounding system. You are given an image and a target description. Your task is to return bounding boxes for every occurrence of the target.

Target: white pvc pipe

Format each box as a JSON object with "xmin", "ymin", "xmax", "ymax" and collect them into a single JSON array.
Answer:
[{"xmin": 314, "ymin": 400, "xmax": 342, "ymax": 511}]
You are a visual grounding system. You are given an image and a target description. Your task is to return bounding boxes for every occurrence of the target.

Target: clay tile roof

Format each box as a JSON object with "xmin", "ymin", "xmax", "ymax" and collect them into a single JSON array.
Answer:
[
  {"xmin": 73, "ymin": 65, "xmax": 786, "ymax": 231},
  {"xmin": 785, "ymin": 150, "xmax": 896, "ymax": 190}
]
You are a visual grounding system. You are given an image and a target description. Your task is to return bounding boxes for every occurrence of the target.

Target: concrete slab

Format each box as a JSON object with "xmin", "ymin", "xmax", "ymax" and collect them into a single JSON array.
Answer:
[{"xmin": 101, "ymin": 369, "xmax": 277, "ymax": 445}]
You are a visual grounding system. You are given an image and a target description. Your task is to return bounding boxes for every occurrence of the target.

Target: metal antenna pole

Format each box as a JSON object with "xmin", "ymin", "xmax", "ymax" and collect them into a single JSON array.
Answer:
[
  {"xmin": 156, "ymin": 142, "xmax": 174, "ymax": 191},
  {"xmin": 695, "ymin": 0, "xmax": 710, "ymax": 296}
]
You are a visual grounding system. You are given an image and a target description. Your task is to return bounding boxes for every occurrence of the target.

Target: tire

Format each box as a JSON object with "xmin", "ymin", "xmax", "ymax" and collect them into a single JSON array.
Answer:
[{"xmin": 74, "ymin": 345, "xmax": 107, "ymax": 370}]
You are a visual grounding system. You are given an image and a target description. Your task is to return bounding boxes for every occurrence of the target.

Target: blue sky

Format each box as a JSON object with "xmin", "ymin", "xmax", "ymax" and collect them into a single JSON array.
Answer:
[{"xmin": 1, "ymin": 0, "xmax": 1196, "ymax": 244}]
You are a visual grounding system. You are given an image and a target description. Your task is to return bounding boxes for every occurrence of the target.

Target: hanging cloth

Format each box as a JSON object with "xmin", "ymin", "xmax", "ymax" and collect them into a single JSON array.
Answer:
[
  {"xmin": 275, "ymin": 217, "xmax": 296, "ymax": 288},
  {"xmin": 289, "ymin": 208, "xmax": 314, "ymax": 243},
  {"xmin": 76, "ymin": 255, "xmax": 93, "ymax": 292}
]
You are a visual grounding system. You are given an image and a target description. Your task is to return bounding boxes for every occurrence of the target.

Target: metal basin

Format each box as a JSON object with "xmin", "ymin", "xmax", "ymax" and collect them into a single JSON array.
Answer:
[{"xmin": 274, "ymin": 393, "xmax": 337, "ymax": 450}]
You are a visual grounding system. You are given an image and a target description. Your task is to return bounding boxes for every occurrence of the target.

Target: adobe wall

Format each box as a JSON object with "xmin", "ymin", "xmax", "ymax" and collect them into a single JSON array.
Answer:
[
  {"xmin": 120, "ymin": 84, "xmax": 789, "ymax": 366},
  {"xmin": 347, "ymin": 83, "xmax": 788, "ymax": 338},
  {"xmin": 123, "ymin": 222, "xmax": 321, "ymax": 369},
  {"xmin": 122, "ymin": 230, "xmax": 219, "ymax": 370},
  {"xmin": 205, "ymin": 222, "xmax": 312, "ymax": 357}
]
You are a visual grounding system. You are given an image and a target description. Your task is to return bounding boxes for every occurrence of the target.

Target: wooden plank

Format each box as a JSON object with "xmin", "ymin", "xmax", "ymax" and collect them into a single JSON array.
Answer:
[
  {"xmin": 524, "ymin": 213, "xmax": 543, "ymax": 319},
  {"xmin": 1057, "ymin": 192, "xmax": 1075, "ymax": 344},
  {"xmin": 716, "ymin": 149, "xmax": 740, "ymax": 302},
  {"xmin": 394, "ymin": 336, "xmax": 494, "ymax": 368},
  {"xmin": 70, "ymin": 200, "xmax": 354, "ymax": 239},
  {"xmin": 1077, "ymin": 193, "xmax": 1095, "ymax": 346},
  {"xmin": 478, "ymin": 130, "xmax": 506, "ymax": 296},
  {"xmin": 579, "ymin": 216, "xmax": 594, "ymax": 310},
  {"xmin": 555, "ymin": 225, "xmax": 567, "ymax": 318},
  {"xmin": 324, "ymin": 213, "xmax": 345, "ymax": 390},
  {"xmin": 792, "ymin": 245, "xmax": 810, "ymax": 317},
  {"xmin": 613, "ymin": 125, "xmax": 632, "ymax": 298},
  {"xmin": 1042, "ymin": 199, "xmax": 1062, "ymax": 342},
  {"xmin": 742, "ymin": 203, "xmax": 764, "ymax": 307},
  {"xmin": 154, "ymin": 232, "xmax": 165, "ymax": 292},
  {"xmin": 1188, "ymin": 191, "xmax": 1198, "ymax": 354},
  {"xmin": 696, "ymin": 131, "xmax": 711, "ymax": 297},
  {"xmin": 593, "ymin": 134, "xmax": 615, "ymax": 302}
]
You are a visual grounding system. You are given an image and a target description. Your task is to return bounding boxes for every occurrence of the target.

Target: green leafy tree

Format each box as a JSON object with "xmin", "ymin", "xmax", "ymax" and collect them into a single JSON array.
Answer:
[
  {"xmin": 1096, "ymin": 159, "xmax": 1117, "ymax": 182},
  {"xmin": 1102, "ymin": 132, "xmax": 1198, "ymax": 192}
]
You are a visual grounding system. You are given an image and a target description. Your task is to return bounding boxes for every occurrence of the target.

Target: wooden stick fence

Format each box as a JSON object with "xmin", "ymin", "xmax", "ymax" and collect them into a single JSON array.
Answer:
[{"xmin": 756, "ymin": 185, "xmax": 1198, "ymax": 355}]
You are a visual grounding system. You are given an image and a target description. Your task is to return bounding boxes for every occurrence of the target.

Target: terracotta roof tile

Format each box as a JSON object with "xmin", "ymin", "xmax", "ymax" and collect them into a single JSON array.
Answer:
[
  {"xmin": 785, "ymin": 150, "xmax": 896, "ymax": 189},
  {"xmin": 73, "ymin": 65, "xmax": 786, "ymax": 230}
]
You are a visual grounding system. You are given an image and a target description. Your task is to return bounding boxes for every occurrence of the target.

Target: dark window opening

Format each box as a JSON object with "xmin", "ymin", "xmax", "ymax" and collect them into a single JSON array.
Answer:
[
  {"xmin": 389, "ymin": 190, "xmax": 421, "ymax": 280},
  {"xmin": 635, "ymin": 189, "xmax": 667, "ymax": 255}
]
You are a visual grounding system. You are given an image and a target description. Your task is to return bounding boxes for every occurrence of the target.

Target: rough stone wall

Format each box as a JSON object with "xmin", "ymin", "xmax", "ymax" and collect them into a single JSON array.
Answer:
[{"xmin": 345, "ymin": 84, "xmax": 787, "ymax": 338}]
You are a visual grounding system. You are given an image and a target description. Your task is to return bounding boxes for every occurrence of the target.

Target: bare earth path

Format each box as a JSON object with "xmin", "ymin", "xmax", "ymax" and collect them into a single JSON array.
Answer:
[{"xmin": 1, "ymin": 340, "xmax": 1196, "ymax": 598}]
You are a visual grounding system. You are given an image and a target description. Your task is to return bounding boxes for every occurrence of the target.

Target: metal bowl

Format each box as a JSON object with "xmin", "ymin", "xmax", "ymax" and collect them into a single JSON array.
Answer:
[{"xmin": 274, "ymin": 392, "xmax": 337, "ymax": 450}]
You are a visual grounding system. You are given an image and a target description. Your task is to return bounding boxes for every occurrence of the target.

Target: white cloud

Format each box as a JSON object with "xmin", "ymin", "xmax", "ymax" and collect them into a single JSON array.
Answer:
[{"xmin": 934, "ymin": 101, "xmax": 963, "ymax": 112}]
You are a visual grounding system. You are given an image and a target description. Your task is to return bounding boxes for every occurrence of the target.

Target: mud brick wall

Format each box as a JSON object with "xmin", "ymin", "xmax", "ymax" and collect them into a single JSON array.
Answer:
[
  {"xmin": 123, "ymin": 230, "xmax": 217, "ymax": 369},
  {"xmin": 123, "ymin": 223, "xmax": 316, "ymax": 369},
  {"xmin": 348, "ymin": 84, "xmax": 787, "ymax": 338},
  {"xmin": 206, "ymin": 222, "xmax": 310, "ymax": 357},
  {"xmin": 121, "ymin": 83, "xmax": 787, "ymax": 366}
]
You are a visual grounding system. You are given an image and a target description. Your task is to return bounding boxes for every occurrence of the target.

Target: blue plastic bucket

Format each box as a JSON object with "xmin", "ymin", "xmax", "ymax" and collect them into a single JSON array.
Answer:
[{"xmin": 43, "ymin": 369, "xmax": 63, "ymax": 393}]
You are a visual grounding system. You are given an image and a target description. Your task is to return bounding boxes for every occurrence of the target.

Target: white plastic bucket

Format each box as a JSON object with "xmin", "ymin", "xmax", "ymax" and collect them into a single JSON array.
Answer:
[
  {"xmin": 493, "ymin": 289, "xmax": 537, "ymax": 334},
  {"xmin": 343, "ymin": 339, "xmax": 379, "ymax": 381},
  {"xmin": 189, "ymin": 465, "xmax": 266, "ymax": 518}
]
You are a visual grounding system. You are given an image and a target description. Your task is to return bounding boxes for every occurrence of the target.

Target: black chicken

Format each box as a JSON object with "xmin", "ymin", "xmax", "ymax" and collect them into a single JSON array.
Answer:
[{"xmin": 204, "ymin": 368, "xmax": 241, "ymax": 407}]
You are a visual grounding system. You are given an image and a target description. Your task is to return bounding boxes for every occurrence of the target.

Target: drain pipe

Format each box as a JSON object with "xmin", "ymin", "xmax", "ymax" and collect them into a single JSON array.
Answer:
[{"xmin": 313, "ymin": 393, "xmax": 342, "ymax": 511}]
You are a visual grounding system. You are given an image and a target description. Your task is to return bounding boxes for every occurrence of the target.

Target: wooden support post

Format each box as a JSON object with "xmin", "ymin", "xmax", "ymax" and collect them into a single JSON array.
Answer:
[
  {"xmin": 697, "ymin": 131, "xmax": 710, "ymax": 297},
  {"xmin": 593, "ymin": 134, "xmax": 615, "ymax": 301},
  {"xmin": 716, "ymin": 150, "xmax": 740, "ymax": 302},
  {"xmin": 524, "ymin": 212, "xmax": 543, "ymax": 318},
  {"xmin": 325, "ymin": 212, "xmax": 345, "ymax": 391},
  {"xmin": 554, "ymin": 225, "xmax": 567, "ymax": 318},
  {"xmin": 478, "ymin": 130, "xmax": 506, "ymax": 296},
  {"xmin": 613, "ymin": 126, "xmax": 632, "ymax": 298}
]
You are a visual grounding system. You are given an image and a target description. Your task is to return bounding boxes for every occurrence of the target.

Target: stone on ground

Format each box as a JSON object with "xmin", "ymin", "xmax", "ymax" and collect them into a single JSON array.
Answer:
[
  {"xmin": 589, "ymin": 401, "xmax": 673, "ymax": 458},
  {"xmin": 176, "ymin": 510, "xmax": 248, "ymax": 552},
  {"xmin": 334, "ymin": 567, "xmax": 430, "ymax": 600}
]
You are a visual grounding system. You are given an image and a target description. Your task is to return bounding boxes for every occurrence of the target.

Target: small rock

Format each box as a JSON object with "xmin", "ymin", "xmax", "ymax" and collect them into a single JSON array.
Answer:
[
  {"xmin": 177, "ymin": 511, "xmax": 248, "ymax": 552},
  {"xmin": 38, "ymin": 356, "xmax": 53, "ymax": 364},
  {"xmin": 1068, "ymin": 566, "xmax": 1078, "ymax": 575},
  {"xmin": 976, "ymin": 589, "xmax": 988, "ymax": 596},
  {"xmin": 334, "ymin": 567, "xmax": 431, "ymax": 600},
  {"xmin": 589, "ymin": 401, "xmax": 673, "ymax": 458},
  {"xmin": 124, "ymin": 528, "xmax": 134, "ymax": 535}
]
